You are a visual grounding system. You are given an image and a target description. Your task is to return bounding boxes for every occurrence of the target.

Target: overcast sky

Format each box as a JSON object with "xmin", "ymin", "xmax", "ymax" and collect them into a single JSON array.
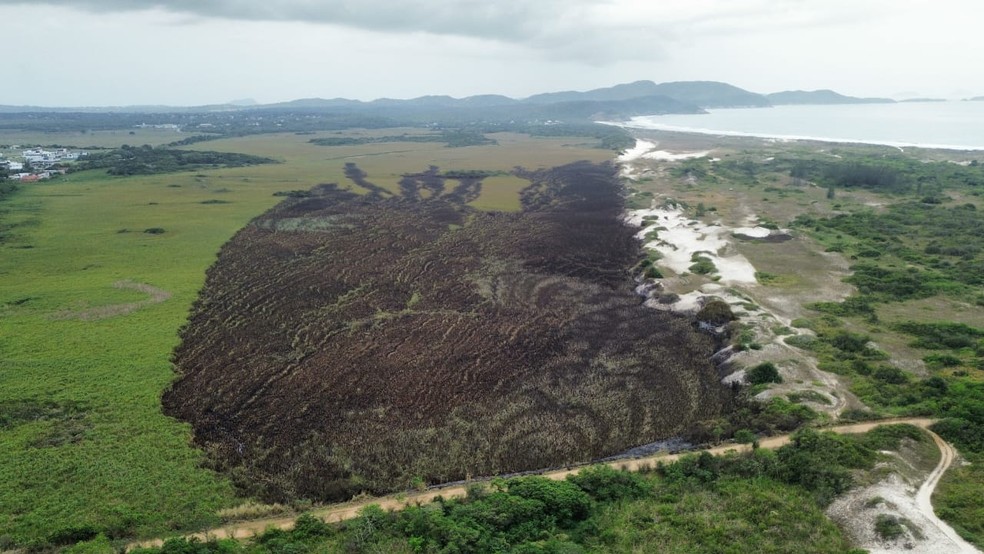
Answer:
[{"xmin": 3, "ymin": 0, "xmax": 983, "ymax": 106}]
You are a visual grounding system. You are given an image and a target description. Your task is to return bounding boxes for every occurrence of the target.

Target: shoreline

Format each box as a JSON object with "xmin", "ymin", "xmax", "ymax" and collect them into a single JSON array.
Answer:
[{"xmin": 601, "ymin": 118, "xmax": 984, "ymax": 152}]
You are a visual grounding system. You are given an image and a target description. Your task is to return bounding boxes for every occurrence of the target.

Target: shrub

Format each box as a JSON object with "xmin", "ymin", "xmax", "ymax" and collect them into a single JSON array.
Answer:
[
  {"xmin": 696, "ymin": 299, "xmax": 736, "ymax": 325},
  {"xmin": 506, "ymin": 477, "xmax": 592, "ymax": 527},
  {"xmin": 143, "ymin": 227, "xmax": 166, "ymax": 234},
  {"xmin": 567, "ymin": 465, "xmax": 649, "ymax": 502},
  {"xmin": 829, "ymin": 331, "xmax": 869, "ymax": 353},
  {"xmin": 923, "ymin": 353, "xmax": 963, "ymax": 369},
  {"xmin": 874, "ymin": 514, "xmax": 905, "ymax": 540},
  {"xmin": 689, "ymin": 254, "xmax": 717, "ymax": 275},
  {"xmin": 784, "ymin": 335, "xmax": 818, "ymax": 350},
  {"xmin": 747, "ymin": 362, "xmax": 782, "ymax": 385}
]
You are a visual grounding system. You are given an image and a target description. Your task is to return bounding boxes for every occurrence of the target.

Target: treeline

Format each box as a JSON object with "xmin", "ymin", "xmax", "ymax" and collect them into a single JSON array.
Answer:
[
  {"xmin": 1, "ymin": 106, "xmax": 636, "ymax": 153},
  {"xmin": 78, "ymin": 145, "xmax": 276, "ymax": 176},
  {"xmin": 127, "ymin": 426, "xmax": 927, "ymax": 554},
  {"xmin": 308, "ymin": 123, "xmax": 633, "ymax": 151},
  {"xmin": 666, "ymin": 151, "xmax": 984, "ymax": 196},
  {"xmin": 310, "ymin": 130, "xmax": 495, "ymax": 148},
  {"xmin": 787, "ymin": 154, "xmax": 984, "ymax": 195}
]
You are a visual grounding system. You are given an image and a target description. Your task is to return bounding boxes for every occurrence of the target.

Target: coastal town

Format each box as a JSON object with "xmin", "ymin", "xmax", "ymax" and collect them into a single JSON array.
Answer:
[{"xmin": 0, "ymin": 146, "xmax": 86, "ymax": 182}]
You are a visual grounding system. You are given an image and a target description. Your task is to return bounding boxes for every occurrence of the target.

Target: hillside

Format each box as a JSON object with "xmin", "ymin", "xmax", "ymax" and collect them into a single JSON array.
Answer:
[
  {"xmin": 651, "ymin": 81, "xmax": 771, "ymax": 108},
  {"xmin": 767, "ymin": 89, "xmax": 896, "ymax": 105}
]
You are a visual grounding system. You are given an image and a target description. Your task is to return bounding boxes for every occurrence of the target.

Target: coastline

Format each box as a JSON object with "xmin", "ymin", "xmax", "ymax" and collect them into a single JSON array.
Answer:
[
  {"xmin": 611, "ymin": 118, "xmax": 984, "ymax": 152},
  {"xmin": 602, "ymin": 100, "xmax": 984, "ymax": 151}
]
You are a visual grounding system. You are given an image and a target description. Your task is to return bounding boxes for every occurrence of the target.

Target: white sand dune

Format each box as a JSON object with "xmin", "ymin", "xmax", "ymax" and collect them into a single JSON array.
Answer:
[
  {"xmin": 618, "ymin": 140, "xmax": 658, "ymax": 163},
  {"xmin": 628, "ymin": 206, "xmax": 758, "ymax": 284},
  {"xmin": 732, "ymin": 226, "xmax": 772, "ymax": 238},
  {"xmin": 643, "ymin": 150, "xmax": 709, "ymax": 161}
]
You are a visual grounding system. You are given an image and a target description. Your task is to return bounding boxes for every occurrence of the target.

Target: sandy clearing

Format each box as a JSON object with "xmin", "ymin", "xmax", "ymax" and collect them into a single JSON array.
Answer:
[
  {"xmin": 643, "ymin": 150, "xmax": 710, "ymax": 161},
  {"xmin": 127, "ymin": 418, "xmax": 939, "ymax": 551},
  {"xmin": 618, "ymin": 139, "xmax": 658, "ymax": 163},
  {"xmin": 732, "ymin": 226, "xmax": 772, "ymax": 238},
  {"xmin": 827, "ymin": 430, "xmax": 978, "ymax": 554},
  {"xmin": 628, "ymin": 206, "xmax": 759, "ymax": 284},
  {"xmin": 617, "ymin": 139, "xmax": 712, "ymax": 179}
]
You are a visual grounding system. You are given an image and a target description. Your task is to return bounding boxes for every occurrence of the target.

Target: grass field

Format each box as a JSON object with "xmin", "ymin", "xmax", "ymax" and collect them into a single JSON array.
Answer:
[
  {"xmin": 0, "ymin": 131, "xmax": 611, "ymax": 547},
  {"xmin": 0, "ymin": 128, "xmax": 187, "ymax": 149}
]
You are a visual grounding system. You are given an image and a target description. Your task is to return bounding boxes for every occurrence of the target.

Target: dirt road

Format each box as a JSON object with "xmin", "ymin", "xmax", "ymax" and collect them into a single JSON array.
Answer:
[
  {"xmin": 128, "ymin": 417, "xmax": 939, "ymax": 550},
  {"xmin": 916, "ymin": 430, "xmax": 978, "ymax": 553}
]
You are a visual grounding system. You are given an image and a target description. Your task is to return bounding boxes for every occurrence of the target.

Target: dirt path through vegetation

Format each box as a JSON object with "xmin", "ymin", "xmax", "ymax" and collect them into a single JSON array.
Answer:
[
  {"xmin": 916, "ymin": 431, "xmax": 978, "ymax": 553},
  {"xmin": 56, "ymin": 280, "xmax": 171, "ymax": 320},
  {"xmin": 127, "ymin": 417, "xmax": 938, "ymax": 550}
]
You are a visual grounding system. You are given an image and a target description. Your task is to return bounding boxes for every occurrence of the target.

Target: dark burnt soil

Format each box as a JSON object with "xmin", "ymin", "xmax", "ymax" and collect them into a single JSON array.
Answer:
[{"xmin": 163, "ymin": 161, "xmax": 728, "ymax": 502}]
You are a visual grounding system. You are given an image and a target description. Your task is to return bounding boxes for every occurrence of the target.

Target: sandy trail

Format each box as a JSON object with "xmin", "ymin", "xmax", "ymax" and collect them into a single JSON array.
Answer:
[
  {"xmin": 127, "ymin": 418, "xmax": 938, "ymax": 550},
  {"xmin": 916, "ymin": 431, "xmax": 978, "ymax": 553}
]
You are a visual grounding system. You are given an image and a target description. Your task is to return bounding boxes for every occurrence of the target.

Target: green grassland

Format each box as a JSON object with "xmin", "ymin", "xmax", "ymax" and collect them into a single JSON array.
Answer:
[
  {"xmin": 0, "ymin": 131, "xmax": 611, "ymax": 548},
  {"xmin": 0, "ymin": 128, "xmax": 187, "ymax": 149}
]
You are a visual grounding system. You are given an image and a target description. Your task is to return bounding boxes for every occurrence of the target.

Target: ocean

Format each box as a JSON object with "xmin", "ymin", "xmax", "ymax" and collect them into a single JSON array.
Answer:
[{"xmin": 622, "ymin": 101, "xmax": 984, "ymax": 151}]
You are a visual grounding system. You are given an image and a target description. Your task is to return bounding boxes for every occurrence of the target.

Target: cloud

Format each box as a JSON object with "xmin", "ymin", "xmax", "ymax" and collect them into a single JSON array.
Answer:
[{"xmin": 0, "ymin": 0, "xmax": 900, "ymax": 64}]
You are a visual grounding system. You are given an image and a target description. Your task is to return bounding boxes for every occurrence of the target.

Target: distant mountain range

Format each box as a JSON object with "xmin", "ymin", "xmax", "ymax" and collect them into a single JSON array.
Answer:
[{"xmin": 0, "ymin": 81, "xmax": 959, "ymax": 117}]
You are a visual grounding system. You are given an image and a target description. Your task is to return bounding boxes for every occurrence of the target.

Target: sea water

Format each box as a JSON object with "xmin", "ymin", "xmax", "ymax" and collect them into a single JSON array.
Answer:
[{"xmin": 623, "ymin": 101, "xmax": 984, "ymax": 150}]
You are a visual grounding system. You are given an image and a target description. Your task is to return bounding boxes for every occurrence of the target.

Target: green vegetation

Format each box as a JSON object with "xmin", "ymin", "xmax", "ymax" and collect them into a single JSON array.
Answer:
[
  {"xmin": 130, "ymin": 426, "xmax": 925, "ymax": 554},
  {"xmin": 78, "ymin": 144, "xmax": 276, "ymax": 175},
  {"xmin": 936, "ymin": 451, "xmax": 984, "ymax": 546},
  {"xmin": 787, "ymin": 390, "xmax": 833, "ymax": 406},
  {"xmin": 624, "ymin": 136, "xmax": 984, "ymax": 548},
  {"xmin": 688, "ymin": 252, "xmax": 718, "ymax": 275},
  {"xmin": 310, "ymin": 130, "xmax": 495, "ymax": 148},
  {"xmin": 874, "ymin": 514, "xmax": 906, "ymax": 540},
  {"xmin": 747, "ymin": 362, "xmax": 783, "ymax": 385},
  {"xmin": 794, "ymin": 201, "xmax": 984, "ymax": 302}
]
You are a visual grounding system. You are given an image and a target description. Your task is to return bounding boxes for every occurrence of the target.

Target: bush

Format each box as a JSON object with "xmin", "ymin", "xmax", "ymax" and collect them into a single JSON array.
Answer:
[
  {"xmin": 506, "ymin": 478, "xmax": 592, "ymax": 528},
  {"xmin": 747, "ymin": 362, "xmax": 782, "ymax": 385},
  {"xmin": 829, "ymin": 331, "xmax": 869, "ymax": 353},
  {"xmin": 784, "ymin": 335, "xmax": 818, "ymax": 351},
  {"xmin": 143, "ymin": 228, "xmax": 166, "ymax": 234},
  {"xmin": 874, "ymin": 514, "xmax": 905, "ymax": 540},
  {"xmin": 689, "ymin": 254, "xmax": 717, "ymax": 275},
  {"xmin": 696, "ymin": 299, "xmax": 736, "ymax": 325},
  {"xmin": 567, "ymin": 466, "xmax": 649, "ymax": 503}
]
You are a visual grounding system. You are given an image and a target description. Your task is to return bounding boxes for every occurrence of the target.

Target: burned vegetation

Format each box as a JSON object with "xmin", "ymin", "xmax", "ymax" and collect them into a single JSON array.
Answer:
[{"xmin": 163, "ymin": 161, "xmax": 728, "ymax": 502}]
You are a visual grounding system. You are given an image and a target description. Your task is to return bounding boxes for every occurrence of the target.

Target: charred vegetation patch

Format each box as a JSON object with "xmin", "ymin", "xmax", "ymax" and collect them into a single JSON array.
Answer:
[{"xmin": 163, "ymin": 161, "xmax": 728, "ymax": 502}]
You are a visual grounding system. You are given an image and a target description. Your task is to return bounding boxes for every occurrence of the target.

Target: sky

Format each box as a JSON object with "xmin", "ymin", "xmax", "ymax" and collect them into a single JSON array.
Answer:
[{"xmin": 3, "ymin": 0, "xmax": 983, "ymax": 106}]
